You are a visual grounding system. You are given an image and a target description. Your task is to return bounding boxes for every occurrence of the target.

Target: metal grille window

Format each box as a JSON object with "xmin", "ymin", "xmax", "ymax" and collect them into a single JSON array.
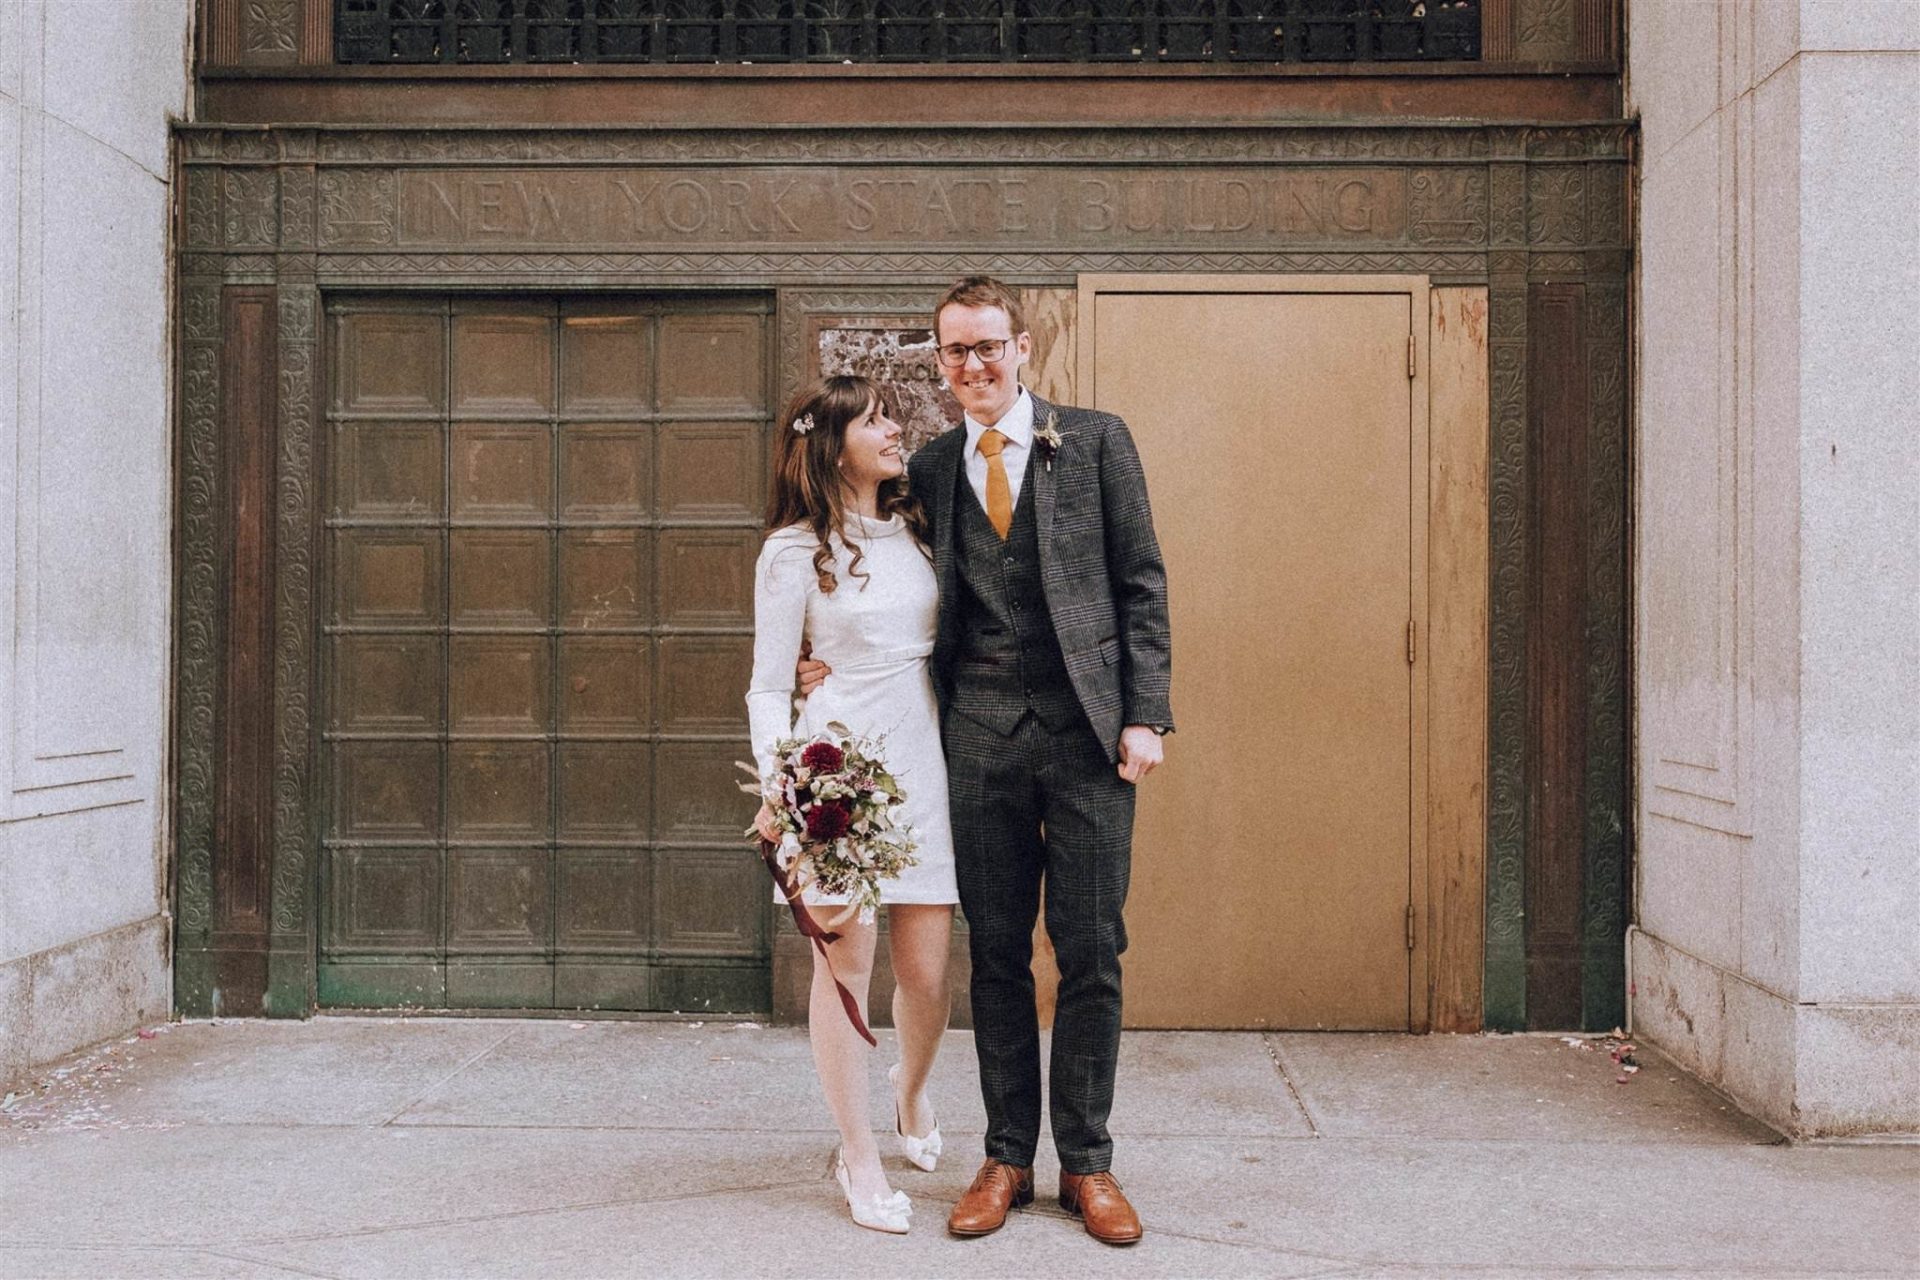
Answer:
[{"xmin": 336, "ymin": 0, "xmax": 1482, "ymax": 63}]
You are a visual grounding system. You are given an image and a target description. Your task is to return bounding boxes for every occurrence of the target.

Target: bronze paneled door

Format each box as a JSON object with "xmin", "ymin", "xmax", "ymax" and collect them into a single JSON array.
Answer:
[{"xmin": 320, "ymin": 296, "xmax": 772, "ymax": 1011}]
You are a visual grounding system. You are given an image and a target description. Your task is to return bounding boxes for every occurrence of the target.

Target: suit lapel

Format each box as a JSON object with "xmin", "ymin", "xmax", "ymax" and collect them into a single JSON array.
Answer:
[
  {"xmin": 930, "ymin": 429, "xmax": 963, "ymax": 631},
  {"xmin": 1028, "ymin": 392, "xmax": 1059, "ymax": 579}
]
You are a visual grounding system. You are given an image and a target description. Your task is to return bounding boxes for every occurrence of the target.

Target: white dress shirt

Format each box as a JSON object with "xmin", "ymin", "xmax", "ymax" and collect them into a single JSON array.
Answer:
[{"xmin": 961, "ymin": 387, "xmax": 1036, "ymax": 516}]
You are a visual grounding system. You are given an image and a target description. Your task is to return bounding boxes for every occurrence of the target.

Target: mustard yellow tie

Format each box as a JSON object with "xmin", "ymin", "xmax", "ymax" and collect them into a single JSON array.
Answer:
[{"xmin": 977, "ymin": 428, "xmax": 1013, "ymax": 539}]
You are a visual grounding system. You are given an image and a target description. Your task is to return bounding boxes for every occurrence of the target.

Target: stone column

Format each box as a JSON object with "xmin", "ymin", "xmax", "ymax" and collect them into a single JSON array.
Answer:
[{"xmin": 1628, "ymin": 0, "xmax": 1919, "ymax": 1137}]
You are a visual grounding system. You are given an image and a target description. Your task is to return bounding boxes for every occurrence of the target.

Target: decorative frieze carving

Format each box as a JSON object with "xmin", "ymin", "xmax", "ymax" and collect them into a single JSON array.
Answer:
[
  {"xmin": 185, "ymin": 171, "xmax": 222, "ymax": 250},
  {"xmin": 1529, "ymin": 252, "xmax": 1588, "ymax": 277},
  {"xmin": 311, "ymin": 250, "xmax": 1490, "ymax": 282},
  {"xmin": 1484, "ymin": 320, "xmax": 1530, "ymax": 1030},
  {"xmin": 1488, "ymin": 167, "xmax": 1528, "ymax": 248},
  {"xmin": 269, "ymin": 284, "xmax": 318, "ymax": 958},
  {"xmin": 176, "ymin": 331, "xmax": 222, "ymax": 943},
  {"xmin": 1587, "ymin": 163, "xmax": 1625, "ymax": 245},
  {"xmin": 279, "ymin": 167, "xmax": 317, "ymax": 251},
  {"xmin": 1527, "ymin": 166, "xmax": 1586, "ymax": 245},
  {"xmin": 183, "ymin": 284, "xmax": 223, "ymax": 344},
  {"xmin": 317, "ymin": 171, "xmax": 396, "ymax": 247},
  {"xmin": 224, "ymin": 170, "xmax": 280, "ymax": 249},
  {"xmin": 242, "ymin": 0, "xmax": 299, "ymax": 57},
  {"xmin": 1580, "ymin": 278, "xmax": 1629, "ymax": 1025},
  {"xmin": 305, "ymin": 126, "xmax": 1496, "ymax": 167},
  {"xmin": 1514, "ymin": 0, "xmax": 1575, "ymax": 61},
  {"xmin": 1410, "ymin": 169, "xmax": 1489, "ymax": 245}
]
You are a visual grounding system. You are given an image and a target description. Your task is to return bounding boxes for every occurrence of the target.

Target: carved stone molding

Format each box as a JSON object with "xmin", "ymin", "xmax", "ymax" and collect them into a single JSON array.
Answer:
[
  {"xmin": 1484, "ymin": 306, "xmax": 1530, "ymax": 1030},
  {"xmin": 310, "ymin": 250, "xmax": 1492, "ymax": 285},
  {"xmin": 280, "ymin": 167, "xmax": 318, "ymax": 251},
  {"xmin": 206, "ymin": 0, "xmax": 330, "ymax": 66},
  {"xmin": 174, "ymin": 279, "xmax": 224, "ymax": 1015},
  {"xmin": 291, "ymin": 126, "xmax": 1500, "ymax": 168},
  {"xmin": 1580, "ymin": 278, "xmax": 1629, "ymax": 1028},
  {"xmin": 1526, "ymin": 166, "xmax": 1586, "ymax": 246},
  {"xmin": 1489, "ymin": 166, "xmax": 1528, "ymax": 248},
  {"xmin": 223, "ymin": 169, "xmax": 280, "ymax": 249},
  {"xmin": 1486, "ymin": 0, "xmax": 1618, "ymax": 64},
  {"xmin": 1410, "ymin": 169, "xmax": 1490, "ymax": 246},
  {"xmin": 316, "ymin": 171, "xmax": 395, "ymax": 247},
  {"xmin": 265, "ymin": 283, "xmax": 319, "ymax": 1011}
]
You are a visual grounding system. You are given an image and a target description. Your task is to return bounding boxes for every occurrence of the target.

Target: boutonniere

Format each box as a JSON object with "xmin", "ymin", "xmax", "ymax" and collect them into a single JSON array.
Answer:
[{"xmin": 1034, "ymin": 411, "xmax": 1063, "ymax": 472}]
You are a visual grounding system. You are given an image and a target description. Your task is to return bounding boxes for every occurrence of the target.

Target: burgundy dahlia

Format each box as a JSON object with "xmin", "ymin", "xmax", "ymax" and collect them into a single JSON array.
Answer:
[
  {"xmin": 805, "ymin": 799, "xmax": 853, "ymax": 842},
  {"xmin": 801, "ymin": 742, "xmax": 845, "ymax": 772}
]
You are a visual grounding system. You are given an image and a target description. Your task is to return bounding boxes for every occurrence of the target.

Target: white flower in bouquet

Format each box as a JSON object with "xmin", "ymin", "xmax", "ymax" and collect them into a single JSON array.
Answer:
[{"xmin": 738, "ymin": 721, "xmax": 918, "ymax": 926}]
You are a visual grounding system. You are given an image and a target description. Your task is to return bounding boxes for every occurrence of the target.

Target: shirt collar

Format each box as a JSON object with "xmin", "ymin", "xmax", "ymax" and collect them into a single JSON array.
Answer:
[{"xmin": 964, "ymin": 387, "xmax": 1034, "ymax": 456}]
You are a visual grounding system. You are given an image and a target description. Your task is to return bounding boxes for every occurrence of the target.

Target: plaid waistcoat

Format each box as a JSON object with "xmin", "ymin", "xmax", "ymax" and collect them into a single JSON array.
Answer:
[{"xmin": 948, "ymin": 451, "xmax": 1083, "ymax": 735}]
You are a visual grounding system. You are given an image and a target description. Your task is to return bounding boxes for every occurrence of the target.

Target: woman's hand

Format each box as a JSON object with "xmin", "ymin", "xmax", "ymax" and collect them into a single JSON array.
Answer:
[{"xmin": 753, "ymin": 802, "xmax": 782, "ymax": 844}]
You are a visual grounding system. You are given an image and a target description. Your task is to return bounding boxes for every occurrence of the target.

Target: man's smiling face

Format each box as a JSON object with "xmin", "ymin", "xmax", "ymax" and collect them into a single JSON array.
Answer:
[{"xmin": 936, "ymin": 302, "xmax": 1031, "ymax": 427}]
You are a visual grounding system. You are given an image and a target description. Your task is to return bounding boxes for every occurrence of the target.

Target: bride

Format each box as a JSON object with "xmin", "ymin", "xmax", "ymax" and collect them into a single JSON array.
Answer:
[{"xmin": 746, "ymin": 374, "xmax": 959, "ymax": 1234}]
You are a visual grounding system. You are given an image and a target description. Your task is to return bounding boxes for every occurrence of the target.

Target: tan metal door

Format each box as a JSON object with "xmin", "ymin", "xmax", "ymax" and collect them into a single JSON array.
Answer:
[
  {"xmin": 1081, "ymin": 281, "xmax": 1423, "ymax": 1029},
  {"xmin": 319, "ymin": 296, "xmax": 770, "ymax": 1012}
]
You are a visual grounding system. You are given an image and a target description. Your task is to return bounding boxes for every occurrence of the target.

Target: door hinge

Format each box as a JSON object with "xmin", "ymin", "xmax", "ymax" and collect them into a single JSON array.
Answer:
[
  {"xmin": 1406, "ymin": 903, "xmax": 1417, "ymax": 950},
  {"xmin": 1407, "ymin": 332, "xmax": 1417, "ymax": 378},
  {"xmin": 1407, "ymin": 618, "xmax": 1416, "ymax": 664}
]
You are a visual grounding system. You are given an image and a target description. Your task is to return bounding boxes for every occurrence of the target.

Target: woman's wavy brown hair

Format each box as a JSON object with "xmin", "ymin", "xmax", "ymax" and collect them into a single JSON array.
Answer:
[{"xmin": 766, "ymin": 374, "xmax": 931, "ymax": 594}]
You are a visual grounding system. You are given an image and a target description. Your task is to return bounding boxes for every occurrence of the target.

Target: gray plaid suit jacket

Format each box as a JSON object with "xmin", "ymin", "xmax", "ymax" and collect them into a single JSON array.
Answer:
[{"xmin": 907, "ymin": 392, "xmax": 1174, "ymax": 763}]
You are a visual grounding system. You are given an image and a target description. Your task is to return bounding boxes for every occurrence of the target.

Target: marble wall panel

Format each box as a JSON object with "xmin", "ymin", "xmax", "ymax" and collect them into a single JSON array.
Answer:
[
  {"xmin": 41, "ymin": 0, "xmax": 189, "ymax": 180},
  {"xmin": 1793, "ymin": 51, "xmax": 1920, "ymax": 1005},
  {"xmin": 1628, "ymin": 0, "xmax": 1722, "ymax": 164},
  {"xmin": 1796, "ymin": 0, "xmax": 1920, "ymax": 50}
]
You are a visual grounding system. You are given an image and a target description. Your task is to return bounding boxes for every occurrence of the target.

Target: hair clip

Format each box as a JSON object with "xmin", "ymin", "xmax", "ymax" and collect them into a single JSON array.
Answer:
[{"xmin": 791, "ymin": 413, "xmax": 816, "ymax": 435}]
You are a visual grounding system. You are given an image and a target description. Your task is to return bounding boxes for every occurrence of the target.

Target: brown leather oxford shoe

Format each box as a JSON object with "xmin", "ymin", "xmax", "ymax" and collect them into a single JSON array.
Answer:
[
  {"xmin": 947, "ymin": 1159, "xmax": 1034, "ymax": 1237},
  {"xmin": 1058, "ymin": 1170, "xmax": 1144, "ymax": 1245}
]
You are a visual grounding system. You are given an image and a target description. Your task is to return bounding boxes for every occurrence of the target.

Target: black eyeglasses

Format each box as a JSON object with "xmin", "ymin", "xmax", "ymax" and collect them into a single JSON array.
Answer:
[{"xmin": 935, "ymin": 337, "xmax": 1015, "ymax": 368}]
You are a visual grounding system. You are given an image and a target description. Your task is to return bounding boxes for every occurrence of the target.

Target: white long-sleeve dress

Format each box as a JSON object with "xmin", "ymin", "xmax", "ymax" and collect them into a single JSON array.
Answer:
[{"xmin": 745, "ymin": 515, "xmax": 958, "ymax": 906}]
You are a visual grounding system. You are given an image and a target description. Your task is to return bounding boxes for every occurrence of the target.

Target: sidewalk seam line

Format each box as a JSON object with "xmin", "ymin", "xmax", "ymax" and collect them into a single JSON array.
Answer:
[
  {"xmin": 1263, "ymin": 1031, "xmax": 1322, "ymax": 1137},
  {"xmin": 197, "ymin": 1246, "xmax": 351, "ymax": 1280},
  {"xmin": 235, "ymin": 1175, "xmax": 824, "ymax": 1248},
  {"xmin": 378, "ymin": 1025, "xmax": 523, "ymax": 1127}
]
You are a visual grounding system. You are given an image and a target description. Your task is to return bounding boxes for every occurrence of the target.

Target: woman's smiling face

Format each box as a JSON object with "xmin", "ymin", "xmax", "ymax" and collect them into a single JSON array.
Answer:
[{"xmin": 838, "ymin": 395, "xmax": 905, "ymax": 489}]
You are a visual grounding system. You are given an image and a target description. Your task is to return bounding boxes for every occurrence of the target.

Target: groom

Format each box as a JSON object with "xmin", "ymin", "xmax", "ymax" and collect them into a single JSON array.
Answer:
[{"xmin": 810, "ymin": 275, "xmax": 1172, "ymax": 1243}]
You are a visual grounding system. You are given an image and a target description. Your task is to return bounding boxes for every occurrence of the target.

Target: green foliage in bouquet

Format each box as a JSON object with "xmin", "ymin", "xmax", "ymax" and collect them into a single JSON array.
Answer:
[{"xmin": 738, "ymin": 721, "xmax": 919, "ymax": 925}]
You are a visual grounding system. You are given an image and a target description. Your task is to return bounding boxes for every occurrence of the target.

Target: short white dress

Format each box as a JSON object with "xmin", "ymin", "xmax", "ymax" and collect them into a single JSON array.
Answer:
[{"xmin": 745, "ymin": 515, "xmax": 959, "ymax": 906}]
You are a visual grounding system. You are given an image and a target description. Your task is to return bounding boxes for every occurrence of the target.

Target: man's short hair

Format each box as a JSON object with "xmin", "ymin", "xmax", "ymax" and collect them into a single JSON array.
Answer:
[{"xmin": 934, "ymin": 275, "xmax": 1028, "ymax": 341}]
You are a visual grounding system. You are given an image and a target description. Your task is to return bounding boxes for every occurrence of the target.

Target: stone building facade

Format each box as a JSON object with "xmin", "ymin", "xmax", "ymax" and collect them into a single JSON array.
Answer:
[
  {"xmin": 1627, "ymin": 0, "xmax": 1919, "ymax": 1137},
  {"xmin": 1, "ymin": 0, "xmax": 1911, "ymax": 1140},
  {"xmin": 0, "ymin": 0, "xmax": 192, "ymax": 1080}
]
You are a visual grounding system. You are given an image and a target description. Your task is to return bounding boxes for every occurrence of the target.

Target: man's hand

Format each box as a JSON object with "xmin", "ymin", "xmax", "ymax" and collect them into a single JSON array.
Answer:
[
  {"xmin": 795, "ymin": 638, "xmax": 831, "ymax": 698},
  {"xmin": 1117, "ymin": 725, "xmax": 1164, "ymax": 784}
]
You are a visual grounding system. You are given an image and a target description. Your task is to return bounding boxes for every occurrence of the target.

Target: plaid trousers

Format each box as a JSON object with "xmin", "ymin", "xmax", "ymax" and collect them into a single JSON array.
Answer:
[{"xmin": 945, "ymin": 707, "xmax": 1134, "ymax": 1174}]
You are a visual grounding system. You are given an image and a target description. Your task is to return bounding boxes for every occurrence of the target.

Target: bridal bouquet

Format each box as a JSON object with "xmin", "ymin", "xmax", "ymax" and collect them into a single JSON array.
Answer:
[
  {"xmin": 737, "ymin": 723, "xmax": 918, "ymax": 1045},
  {"xmin": 739, "ymin": 721, "xmax": 919, "ymax": 923}
]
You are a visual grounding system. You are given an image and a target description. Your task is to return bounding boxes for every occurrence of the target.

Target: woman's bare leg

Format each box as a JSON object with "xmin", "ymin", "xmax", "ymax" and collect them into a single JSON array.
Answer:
[
  {"xmin": 809, "ymin": 915, "xmax": 892, "ymax": 1203},
  {"xmin": 887, "ymin": 903, "xmax": 954, "ymax": 1137}
]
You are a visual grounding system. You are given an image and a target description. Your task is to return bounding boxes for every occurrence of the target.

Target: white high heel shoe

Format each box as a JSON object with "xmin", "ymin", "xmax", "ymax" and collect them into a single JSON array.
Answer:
[
  {"xmin": 889, "ymin": 1063, "xmax": 943, "ymax": 1173},
  {"xmin": 834, "ymin": 1149, "xmax": 913, "ymax": 1234}
]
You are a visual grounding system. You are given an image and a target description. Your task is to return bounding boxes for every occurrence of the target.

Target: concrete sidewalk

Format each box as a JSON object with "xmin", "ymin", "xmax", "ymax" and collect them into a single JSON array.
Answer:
[{"xmin": 1, "ymin": 1019, "xmax": 1914, "ymax": 1279}]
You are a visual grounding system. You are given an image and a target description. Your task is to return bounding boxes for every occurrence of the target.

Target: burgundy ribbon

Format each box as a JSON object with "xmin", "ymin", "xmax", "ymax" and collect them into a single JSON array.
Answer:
[{"xmin": 758, "ymin": 838, "xmax": 877, "ymax": 1047}]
